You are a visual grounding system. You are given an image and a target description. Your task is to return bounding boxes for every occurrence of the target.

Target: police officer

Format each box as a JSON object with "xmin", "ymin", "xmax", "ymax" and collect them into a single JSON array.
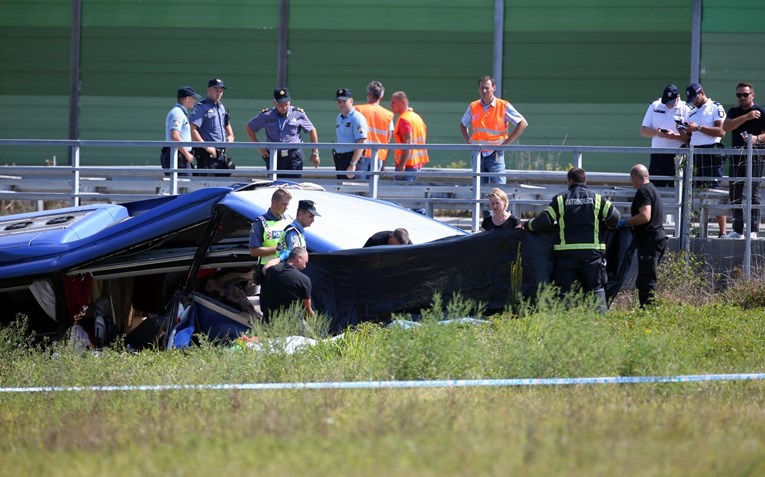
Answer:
[
  {"xmin": 190, "ymin": 78, "xmax": 235, "ymax": 170},
  {"xmin": 249, "ymin": 189, "xmax": 293, "ymax": 307},
  {"xmin": 526, "ymin": 167, "xmax": 621, "ymax": 312},
  {"xmin": 639, "ymin": 84, "xmax": 692, "ymax": 187},
  {"xmin": 685, "ymin": 82, "xmax": 729, "ymax": 237},
  {"xmin": 162, "ymin": 86, "xmax": 200, "ymax": 174},
  {"xmin": 269, "ymin": 200, "xmax": 321, "ymax": 267},
  {"xmin": 334, "ymin": 88, "xmax": 368, "ymax": 180},
  {"xmin": 245, "ymin": 88, "xmax": 320, "ymax": 179}
]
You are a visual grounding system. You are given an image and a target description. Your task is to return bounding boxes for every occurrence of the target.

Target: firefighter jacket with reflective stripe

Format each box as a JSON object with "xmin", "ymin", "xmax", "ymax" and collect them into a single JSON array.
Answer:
[{"xmin": 527, "ymin": 183, "xmax": 620, "ymax": 251}]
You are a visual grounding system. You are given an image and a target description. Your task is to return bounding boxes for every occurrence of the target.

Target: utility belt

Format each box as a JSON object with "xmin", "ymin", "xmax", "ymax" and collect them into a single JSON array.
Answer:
[
  {"xmin": 193, "ymin": 147, "xmax": 235, "ymax": 169},
  {"xmin": 262, "ymin": 148, "xmax": 303, "ymax": 163},
  {"xmin": 160, "ymin": 147, "xmax": 194, "ymax": 170},
  {"xmin": 695, "ymin": 143, "xmax": 720, "ymax": 149}
]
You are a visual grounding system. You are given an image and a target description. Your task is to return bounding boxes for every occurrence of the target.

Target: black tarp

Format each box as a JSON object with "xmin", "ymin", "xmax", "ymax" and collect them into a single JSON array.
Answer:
[{"xmin": 306, "ymin": 227, "xmax": 634, "ymax": 332}]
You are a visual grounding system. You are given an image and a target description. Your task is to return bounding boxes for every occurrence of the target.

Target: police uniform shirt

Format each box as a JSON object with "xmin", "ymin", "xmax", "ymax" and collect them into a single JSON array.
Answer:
[
  {"xmin": 688, "ymin": 99, "xmax": 726, "ymax": 146},
  {"xmin": 459, "ymin": 97, "xmax": 525, "ymax": 129},
  {"xmin": 189, "ymin": 97, "xmax": 229, "ymax": 143},
  {"xmin": 165, "ymin": 103, "xmax": 191, "ymax": 142},
  {"xmin": 248, "ymin": 210, "xmax": 288, "ymax": 248},
  {"xmin": 335, "ymin": 107, "xmax": 368, "ymax": 153},
  {"xmin": 246, "ymin": 106, "xmax": 315, "ymax": 144},
  {"xmin": 279, "ymin": 220, "xmax": 306, "ymax": 253},
  {"xmin": 727, "ymin": 103, "xmax": 765, "ymax": 148},
  {"xmin": 641, "ymin": 99, "xmax": 692, "ymax": 148}
]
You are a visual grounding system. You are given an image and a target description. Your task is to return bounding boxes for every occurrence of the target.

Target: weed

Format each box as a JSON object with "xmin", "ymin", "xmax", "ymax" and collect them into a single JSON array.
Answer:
[{"xmin": 657, "ymin": 251, "xmax": 716, "ymax": 305}]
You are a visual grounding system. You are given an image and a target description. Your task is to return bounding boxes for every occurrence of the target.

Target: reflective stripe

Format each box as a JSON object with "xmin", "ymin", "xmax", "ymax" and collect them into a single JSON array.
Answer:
[
  {"xmin": 471, "ymin": 128, "xmax": 507, "ymax": 137},
  {"xmin": 557, "ymin": 195, "xmax": 566, "ymax": 247},
  {"xmin": 368, "ymin": 126, "xmax": 389, "ymax": 135},
  {"xmin": 593, "ymin": 194, "xmax": 602, "ymax": 245},
  {"xmin": 554, "ymin": 243, "xmax": 607, "ymax": 251}
]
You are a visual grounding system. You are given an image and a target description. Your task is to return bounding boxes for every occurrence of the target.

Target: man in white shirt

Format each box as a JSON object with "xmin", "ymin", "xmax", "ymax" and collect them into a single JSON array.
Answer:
[
  {"xmin": 640, "ymin": 84, "xmax": 692, "ymax": 187},
  {"xmin": 686, "ymin": 82, "xmax": 729, "ymax": 237}
]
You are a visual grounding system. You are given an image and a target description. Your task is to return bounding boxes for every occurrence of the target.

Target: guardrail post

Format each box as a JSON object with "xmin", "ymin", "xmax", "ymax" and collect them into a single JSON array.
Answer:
[
  {"xmin": 269, "ymin": 147, "xmax": 278, "ymax": 181},
  {"xmin": 170, "ymin": 147, "xmax": 179, "ymax": 195},
  {"xmin": 574, "ymin": 151, "xmax": 583, "ymax": 169},
  {"xmin": 369, "ymin": 149, "xmax": 379, "ymax": 199},
  {"xmin": 70, "ymin": 144, "xmax": 80, "ymax": 207},
  {"xmin": 680, "ymin": 147, "xmax": 693, "ymax": 252},
  {"xmin": 744, "ymin": 135, "xmax": 753, "ymax": 279},
  {"xmin": 472, "ymin": 149, "xmax": 481, "ymax": 232}
]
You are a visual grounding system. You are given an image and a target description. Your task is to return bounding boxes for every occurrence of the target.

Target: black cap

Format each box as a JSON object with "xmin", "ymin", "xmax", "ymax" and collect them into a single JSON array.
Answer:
[
  {"xmin": 686, "ymin": 82, "xmax": 703, "ymax": 102},
  {"xmin": 298, "ymin": 200, "xmax": 320, "ymax": 217},
  {"xmin": 274, "ymin": 88, "xmax": 291, "ymax": 103},
  {"xmin": 336, "ymin": 88, "xmax": 353, "ymax": 100},
  {"xmin": 177, "ymin": 86, "xmax": 201, "ymax": 99},
  {"xmin": 208, "ymin": 78, "xmax": 227, "ymax": 89},
  {"xmin": 661, "ymin": 84, "xmax": 679, "ymax": 105}
]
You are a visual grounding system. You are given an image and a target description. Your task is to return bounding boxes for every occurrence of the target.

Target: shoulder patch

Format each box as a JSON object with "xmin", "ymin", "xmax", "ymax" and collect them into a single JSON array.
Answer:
[
  {"xmin": 295, "ymin": 107, "xmax": 305, "ymax": 113},
  {"xmin": 261, "ymin": 108, "xmax": 270, "ymax": 113}
]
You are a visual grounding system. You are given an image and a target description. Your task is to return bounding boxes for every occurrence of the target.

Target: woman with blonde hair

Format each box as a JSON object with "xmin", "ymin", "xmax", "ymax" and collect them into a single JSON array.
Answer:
[{"xmin": 482, "ymin": 187, "xmax": 520, "ymax": 231}]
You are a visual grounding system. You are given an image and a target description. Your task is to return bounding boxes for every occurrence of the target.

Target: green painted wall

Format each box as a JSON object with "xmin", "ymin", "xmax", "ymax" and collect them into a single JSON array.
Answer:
[{"xmin": 0, "ymin": 1, "xmax": 761, "ymax": 172}]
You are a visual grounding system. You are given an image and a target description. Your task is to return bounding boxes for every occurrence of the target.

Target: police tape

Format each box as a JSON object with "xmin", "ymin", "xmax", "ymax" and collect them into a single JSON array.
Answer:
[{"xmin": 2, "ymin": 373, "xmax": 765, "ymax": 393}]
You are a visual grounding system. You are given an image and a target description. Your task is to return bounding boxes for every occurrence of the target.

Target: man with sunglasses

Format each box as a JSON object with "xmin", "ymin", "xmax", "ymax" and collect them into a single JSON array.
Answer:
[{"xmin": 722, "ymin": 82, "xmax": 765, "ymax": 239}]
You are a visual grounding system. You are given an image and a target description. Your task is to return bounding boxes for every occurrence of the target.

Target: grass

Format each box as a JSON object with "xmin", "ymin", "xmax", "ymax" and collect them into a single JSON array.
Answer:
[{"xmin": 3, "ymin": 279, "xmax": 765, "ymax": 476}]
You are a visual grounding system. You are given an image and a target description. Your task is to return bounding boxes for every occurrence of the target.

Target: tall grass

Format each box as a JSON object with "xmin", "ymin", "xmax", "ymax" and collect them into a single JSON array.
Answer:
[{"xmin": 4, "ymin": 266, "xmax": 765, "ymax": 475}]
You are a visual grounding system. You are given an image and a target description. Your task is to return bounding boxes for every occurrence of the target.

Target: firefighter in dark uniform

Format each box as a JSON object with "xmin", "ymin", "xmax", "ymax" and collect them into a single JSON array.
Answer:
[
  {"xmin": 245, "ymin": 88, "xmax": 320, "ymax": 179},
  {"xmin": 526, "ymin": 167, "xmax": 621, "ymax": 312}
]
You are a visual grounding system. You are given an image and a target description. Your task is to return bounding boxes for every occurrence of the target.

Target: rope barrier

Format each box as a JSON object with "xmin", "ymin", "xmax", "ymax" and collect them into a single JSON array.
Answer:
[{"xmin": 2, "ymin": 373, "xmax": 763, "ymax": 393}]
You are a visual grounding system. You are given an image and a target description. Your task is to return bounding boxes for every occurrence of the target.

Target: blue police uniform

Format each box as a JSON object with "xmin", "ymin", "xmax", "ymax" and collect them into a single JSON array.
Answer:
[
  {"xmin": 162, "ymin": 103, "xmax": 193, "ymax": 172},
  {"xmin": 247, "ymin": 106, "xmax": 316, "ymax": 178},
  {"xmin": 189, "ymin": 97, "xmax": 230, "ymax": 169},
  {"xmin": 276, "ymin": 220, "xmax": 307, "ymax": 259},
  {"xmin": 334, "ymin": 107, "xmax": 368, "ymax": 179}
]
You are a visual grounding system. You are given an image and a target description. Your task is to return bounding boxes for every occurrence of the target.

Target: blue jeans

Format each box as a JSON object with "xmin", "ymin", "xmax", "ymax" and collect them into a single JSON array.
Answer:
[
  {"xmin": 395, "ymin": 166, "xmax": 421, "ymax": 182},
  {"xmin": 354, "ymin": 156, "xmax": 372, "ymax": 180},
  {"xmin": 475, "ymin": 151, "xmax": 506, "ymax": 184}
]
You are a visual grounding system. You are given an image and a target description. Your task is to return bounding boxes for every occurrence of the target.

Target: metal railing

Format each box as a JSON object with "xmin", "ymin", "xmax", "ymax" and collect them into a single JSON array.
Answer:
[{"xmin": 1, "ymin": 138, "xmax": 762, "ymax": 275}]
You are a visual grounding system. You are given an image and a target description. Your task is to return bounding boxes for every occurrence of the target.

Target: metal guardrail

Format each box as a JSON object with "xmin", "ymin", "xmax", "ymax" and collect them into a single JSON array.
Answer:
[{"xmin": 0, "ymin": 138, "xmax": 762, "ymax": 276}]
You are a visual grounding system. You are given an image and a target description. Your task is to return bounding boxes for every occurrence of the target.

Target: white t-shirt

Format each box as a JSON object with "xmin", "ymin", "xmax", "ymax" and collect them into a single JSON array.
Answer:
[
  {"xmin": 688, "ymin": 99, "xmax": 726, "ymax": 146},
  {"xmin": 641, "ymin": 99, "xmax": 691, "ymax": 148}
]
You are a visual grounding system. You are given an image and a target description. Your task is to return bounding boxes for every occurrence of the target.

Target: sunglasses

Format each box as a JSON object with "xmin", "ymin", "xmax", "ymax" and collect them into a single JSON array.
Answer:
[{"xmin": 736, "ymin": 92, "xmax": 751, "ymax": 98}]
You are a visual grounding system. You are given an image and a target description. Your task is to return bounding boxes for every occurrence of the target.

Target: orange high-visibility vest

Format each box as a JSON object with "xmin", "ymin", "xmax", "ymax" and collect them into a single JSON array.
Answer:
[
  {"xmin": 393, "ymin": 109, "xmax": 429, "ymax": 168},
  {"xmin": 355, "ymin": 103, "xmax": 394, "ymax": 161},
  {"xmin": 469, "ymin": 99, "xmax": 509, "ymax": 146}
]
